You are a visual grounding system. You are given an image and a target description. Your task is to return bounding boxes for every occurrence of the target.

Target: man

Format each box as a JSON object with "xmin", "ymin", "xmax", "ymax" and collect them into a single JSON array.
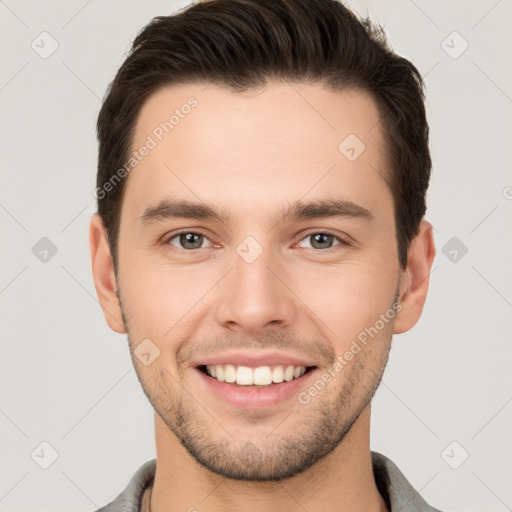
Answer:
[{"xmin": 89, "ymin": 0, "xmax": 440, "ymax": 510}]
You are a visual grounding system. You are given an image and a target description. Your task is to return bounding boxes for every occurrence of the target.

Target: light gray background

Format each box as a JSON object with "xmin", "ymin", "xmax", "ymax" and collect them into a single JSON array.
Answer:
[{"xmin": 1, "ymin": 0, "xmax": 511, "ymax": 511}]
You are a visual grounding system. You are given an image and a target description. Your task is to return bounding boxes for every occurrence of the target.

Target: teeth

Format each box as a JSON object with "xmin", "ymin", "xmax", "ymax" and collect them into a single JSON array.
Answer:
[
  {"xmin": 271, "ymin": 365, "xmax": 284, "ymax": 383},
  {"xmin": 224, "ymin": 364, "xmax": 236, "ymax": 383},
  {"xmin": 253, "ymin": 366, "xmax": 272, "ymax": 385},
  {"xmin": 284, "ymin": 365, "xmax": 295, "ymax": 381},
  {"xmin": 205, "ymin": 364, "xmax": 307, "ymax": 385},
  {"xmin": 236, "ymin": 366, "xmax": 253, "ymax": 385}
]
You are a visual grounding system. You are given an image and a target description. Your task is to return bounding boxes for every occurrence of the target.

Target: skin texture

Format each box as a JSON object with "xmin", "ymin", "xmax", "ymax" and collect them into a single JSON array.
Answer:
[{"xmin": 89, "ymin": 81, "xmax": 435, "ymax": 512}]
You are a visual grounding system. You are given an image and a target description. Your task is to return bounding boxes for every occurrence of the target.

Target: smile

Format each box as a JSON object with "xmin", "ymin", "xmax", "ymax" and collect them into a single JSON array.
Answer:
[{"xmin": 202, "ymin": 364, "xmax": 313, "ymax": 386}]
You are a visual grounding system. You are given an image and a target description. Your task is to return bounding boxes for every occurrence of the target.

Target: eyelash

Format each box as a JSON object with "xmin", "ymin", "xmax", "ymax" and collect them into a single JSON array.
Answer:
[{"xmin": 163, "ymin": 230, "xmax": 351, "ymax": 253}]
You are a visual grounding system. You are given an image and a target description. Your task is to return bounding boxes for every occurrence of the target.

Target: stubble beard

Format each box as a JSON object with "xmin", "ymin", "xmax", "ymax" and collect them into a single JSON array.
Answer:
[{"xmin": 119, "ymin": 296, "xmax": 393, "ymax": 482}]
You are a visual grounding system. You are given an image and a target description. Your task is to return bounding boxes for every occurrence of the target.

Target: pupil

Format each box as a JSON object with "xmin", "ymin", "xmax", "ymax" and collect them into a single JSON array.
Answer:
[
  {"xmin": 181, "ymin": 233, "xmax": 202, "ymax": 249},
  {"xmin": 312, "ymin": 233, "xmax": 332, "ymax": 249}
]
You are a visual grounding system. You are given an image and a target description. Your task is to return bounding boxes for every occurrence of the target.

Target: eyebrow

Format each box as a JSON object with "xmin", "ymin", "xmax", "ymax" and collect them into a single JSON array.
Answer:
[{"xmin": 137, "ymin": 198, "xmax": 373, "ymax": 228}]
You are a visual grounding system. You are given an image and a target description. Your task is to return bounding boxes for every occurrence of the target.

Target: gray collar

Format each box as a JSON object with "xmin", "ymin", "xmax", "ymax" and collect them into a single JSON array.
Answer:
[{"xmin": 95, "ymin": 452, "xmax": 444, "ymax": 511}]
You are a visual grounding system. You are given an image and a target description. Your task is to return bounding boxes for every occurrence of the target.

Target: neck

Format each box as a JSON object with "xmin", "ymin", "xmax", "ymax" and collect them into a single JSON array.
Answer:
[{"xmin": 150, "ymin": 406, "xmax": 387, "ymax": 512}]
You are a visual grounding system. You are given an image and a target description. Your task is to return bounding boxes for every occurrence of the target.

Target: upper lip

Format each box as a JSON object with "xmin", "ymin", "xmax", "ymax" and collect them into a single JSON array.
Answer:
[{"xmin": 191, "ymin": 351, "xmax": 318, "ymax": 368}]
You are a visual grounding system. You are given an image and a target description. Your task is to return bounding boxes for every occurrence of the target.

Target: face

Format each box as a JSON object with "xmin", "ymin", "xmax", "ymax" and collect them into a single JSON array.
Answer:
[{"xmin": 112, "ymin": 81, "xmax": 405, "ymax": 480}]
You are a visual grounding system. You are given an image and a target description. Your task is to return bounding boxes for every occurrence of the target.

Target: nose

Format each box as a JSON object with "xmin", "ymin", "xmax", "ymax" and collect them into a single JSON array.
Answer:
[{"xmin": 213, "ymin": 244, "xmax": 298, "ymax": 334}]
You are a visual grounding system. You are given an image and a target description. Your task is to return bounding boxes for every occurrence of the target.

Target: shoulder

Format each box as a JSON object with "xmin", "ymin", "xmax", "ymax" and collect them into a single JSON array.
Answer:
[
  {"xmin": 371, "ymin": 451, "xmax": 446, "ymax": 512},
  {"xmin": 93, "ymin": 459, "xmax": 156, "ymax": 512}
]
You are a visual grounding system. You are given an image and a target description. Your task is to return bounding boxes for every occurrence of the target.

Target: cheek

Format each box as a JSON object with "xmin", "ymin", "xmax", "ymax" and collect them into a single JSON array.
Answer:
[
  {"xmin": 120, "ymin": 234, "xmax": 399, "ymax": 345},
  {"xmin": 294, "ymin": 260, "xmax": 398, "ymax": 344},
  {"xmin": 120, "ymin": 259, "xmax": 217, "ymax": 335}
]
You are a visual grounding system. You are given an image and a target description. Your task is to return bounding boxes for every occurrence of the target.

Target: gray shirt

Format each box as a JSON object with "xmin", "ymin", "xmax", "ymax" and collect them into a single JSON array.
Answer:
[{"xmin": 95, "ymin": 451, "xmax": 444, "ymax": 511}]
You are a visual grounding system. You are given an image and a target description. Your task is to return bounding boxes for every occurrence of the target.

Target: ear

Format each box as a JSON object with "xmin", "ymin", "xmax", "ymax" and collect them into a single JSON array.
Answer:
[
  {"xmin": 393, "ymin": 220, "xmax": 436, "ymax": 334},
  {"xmin": 89, "ymin": 213, "xmax": 126, "ymax": 334}
]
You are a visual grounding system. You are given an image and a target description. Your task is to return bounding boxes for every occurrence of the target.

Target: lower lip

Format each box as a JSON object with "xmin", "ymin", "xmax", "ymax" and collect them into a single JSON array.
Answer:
[{"xmin": 195, "ymin": 367, "xmax": 319, "ymax": 409}]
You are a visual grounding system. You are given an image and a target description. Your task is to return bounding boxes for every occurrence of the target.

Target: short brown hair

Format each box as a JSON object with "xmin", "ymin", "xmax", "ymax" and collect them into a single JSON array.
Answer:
[{"xmin": 96, "ymin": 0, "xmax": 431, "ymax": 270}]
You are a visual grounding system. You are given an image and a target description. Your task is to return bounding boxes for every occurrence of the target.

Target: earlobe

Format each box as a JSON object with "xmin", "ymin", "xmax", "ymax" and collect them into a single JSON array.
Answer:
[
  {"xmin": 393, "ymin": 221, "xmax": 436, "ymax": 334},
  {"xmin": 89, "ymin": 213, "xmax": 126, "ymax": 334}
]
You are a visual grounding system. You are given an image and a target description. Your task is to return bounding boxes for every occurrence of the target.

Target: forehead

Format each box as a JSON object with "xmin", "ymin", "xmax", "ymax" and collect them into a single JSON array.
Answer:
[{"xmin": 122, "ymin": 81, "xmax": 390, "ymax": 224}]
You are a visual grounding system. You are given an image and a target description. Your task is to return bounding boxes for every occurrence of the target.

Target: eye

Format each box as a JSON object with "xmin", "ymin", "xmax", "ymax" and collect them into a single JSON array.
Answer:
[
  {"xmin": 163, "ymin": 230, "xmax": 349, "ymax": 252},
  {"xmin": 166, "ymin": 231, "xmax": 213, "ymax": 251},
  {"xmin": 296, "ymin": 232, "xmax": 348, "ymax": 250}
]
